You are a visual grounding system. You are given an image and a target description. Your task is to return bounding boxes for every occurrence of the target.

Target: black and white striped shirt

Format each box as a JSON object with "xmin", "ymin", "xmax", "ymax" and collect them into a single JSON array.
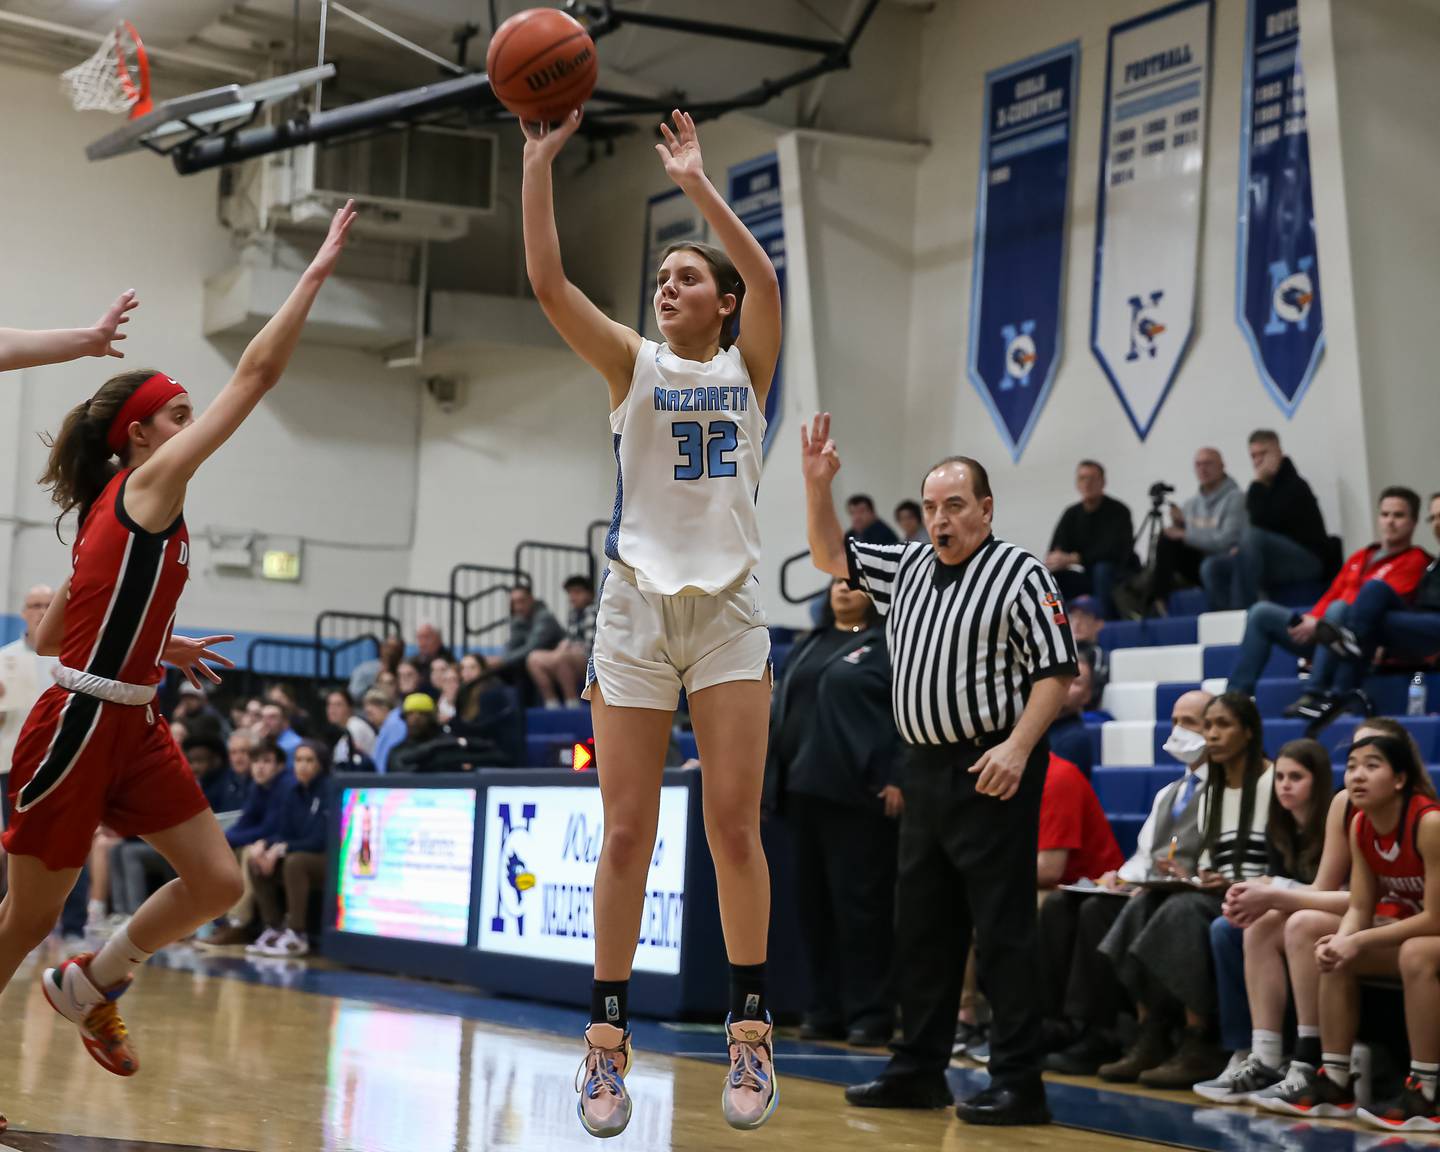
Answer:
[{"xmin": 847, "ymin": 535, "xmax": 1078, "ymax": 745}]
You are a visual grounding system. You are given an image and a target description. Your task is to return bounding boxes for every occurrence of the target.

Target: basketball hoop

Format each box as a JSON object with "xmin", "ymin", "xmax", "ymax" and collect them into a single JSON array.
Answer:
[{"xmin": 61, "ymin": 20, "xmax": 152, "ymax": 118}]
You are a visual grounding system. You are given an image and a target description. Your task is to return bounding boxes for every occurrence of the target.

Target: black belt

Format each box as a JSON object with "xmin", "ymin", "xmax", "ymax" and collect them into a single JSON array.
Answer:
[{"xmin": 907, "ymin": 729, "xmax": 1013, "ymax": 765}]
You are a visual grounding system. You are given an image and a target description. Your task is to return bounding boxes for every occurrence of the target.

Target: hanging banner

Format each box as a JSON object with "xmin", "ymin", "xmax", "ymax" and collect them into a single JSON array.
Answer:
[
  {"xmin": 639, "ymin": 187, "xmax": 707, "ymax": 342},
  {"xmin": 1091, "ymin": 0, "xmax": 1213, "ymax": 440},
  {"xmin": 727, "ymin": 153, "xmax": 786, "ymax": 457},
  {"xmin": 1238, "ymin": 0, "xmax": 1323, "ymax": 415},
  {"xmin": 967, "ymin": 42, "xmax": 1079, "ymax": 461}
]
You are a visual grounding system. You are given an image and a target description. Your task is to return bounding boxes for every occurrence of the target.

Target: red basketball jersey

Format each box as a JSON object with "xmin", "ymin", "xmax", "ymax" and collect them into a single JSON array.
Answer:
[
  {"xmin": 60, "ymin": 469, "xmax": 189, "ymax": 686},
  {"xmin": 1356, "ymin": 793, "xmax": 1439, "ymax": 920}
]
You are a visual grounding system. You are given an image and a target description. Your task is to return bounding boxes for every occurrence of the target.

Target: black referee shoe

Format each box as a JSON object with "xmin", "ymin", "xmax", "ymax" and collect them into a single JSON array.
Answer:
[
  {"xmin": 844, "ymin": 1074, "xmax": 953, "ymax": 1109},
  {"xmin": 955, "ymin": 1084, "xmax": 1052, "ymax": 1126}
]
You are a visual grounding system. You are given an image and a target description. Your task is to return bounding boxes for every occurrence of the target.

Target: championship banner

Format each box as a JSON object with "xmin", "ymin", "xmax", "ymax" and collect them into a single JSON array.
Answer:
[
  {"xmin": 639, "ymin": 187, "xmax": 707, "ymax": 342},
  {"xmin": 1091, "ymin": 0, "xmax": 1213, "ymax": 440},
  {"xmin": 1237, "ymin": 0, "xmax": 1323, "ymax": 415},
  {"xmin": 727, "ymin": 153, "xmax": 786, "ymax": 457},
  {"xmin": 967, "ymin": 42, "xmax": 1079, "ymax": 461}
]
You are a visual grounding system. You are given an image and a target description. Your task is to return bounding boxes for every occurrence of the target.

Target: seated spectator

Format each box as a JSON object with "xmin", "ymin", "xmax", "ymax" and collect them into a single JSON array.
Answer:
[
  {"xmin": 1260, "ymin": 732, "xmax": 1440, "ymax": 1127},
  {"xmin": 266, "ymin": 683, "xmax": 312, "ymax": 738},
  {"xmin": 206, "ymin": 737, "xmax": 292, "ymax": 947},
  {"xmin": 173, "ymin": 682, "xmax": 229, "ymax": 740},
  {"xmin": 1228, "ymin": 487, "xmax": 1430, "ymax": 699},
  {"xmin": 527, "ymin": 574, "xmax": 597, "ymax": 710},
  {"xmin": 1096, "ymin": 693, "xmax": 1272, "ymax": 1088},
  {"xmin": 370, "ymin": 684, "xmax": 410, "ymax": 774},
  {"xmin": 1206, "ymin": 430, "xmax": 1329, "ymax": 610},
  {"xmin": 845, "ymin": 494, "xmax": 899, "ymax": 546},
  {"xmin": 764, "ymin": 576, "xmax": 901, "ymax": 1047},
  {"xmin": 246, "ymin": 740, "xmax": 333, "ymax": 958},
  {"xmin": 482, "ymin": 587, "xmax": 564, "ymax": 691},
  {"xmin": 1046, "ymin": 460, "xmax": 1137, "ymax": 619},
  {"xmin": 1152, "ymin": 447, "xmax": 1246, "ymax": 609},
  {"xmin": 373, "ymin": 668, "xmax": 399, "ymax": 702},
  {"xmin": 1037, "ymin": 753, "xmax": 1123, "ymax": 890},
  {"xmin": 414, "ymin": 621, "xmax": 455, "ymax": 671},
  {"xmin": 348, "ymin": 634, "xmax": 404, "ymax": 704},
  {"xmin": 260, "ymin": 699, "xmax": 303, "ymax": 766},
  {"xmin": 326, "ymin": 688, "xmax": 376, "ymax": 763},
  {"xmin": 1041, "ymin": 689, "xmax": 1213, "ymax": 1074},
  {"xmin": 227, "ymin": 729, "xmax": 255, "ymax": 790},
  {"xmin": 228, "ymin": 696, "xmax": 261, "ymax": 733},
  {"xmin": 1046, "ymin": 650, "xmax": 1097, "ymax": 778},
  {"xmin": 456, "ymin": 653, "xmax": 487, "ymax": 723},
  {"xmin": 1196, "ymin": 738, "xmax": 1335, "ymax": 1101},
  {"xmin": 1301, "ymin": 491, "xmax": 1440, "ymax": 720},
  {"xmin": 390, "ymin": 691, "xmax": 510, "ymax": 772},
  {"xmin": 894, "ymin": 499, "xmax": 927, "ymax": 544},
  {"xmin": 1068, "ymin": 595, "xmax": 1109, "ymax": 695},
  {"xmin": 434, "ymin": 659, "xmax": 461, "ymax": 724}
]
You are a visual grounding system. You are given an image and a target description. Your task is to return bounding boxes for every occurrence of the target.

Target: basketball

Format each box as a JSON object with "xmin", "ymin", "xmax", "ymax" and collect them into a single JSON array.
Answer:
[{"xmin": 487, "ymin": 8, "xmax": 598, "ymax": 123}]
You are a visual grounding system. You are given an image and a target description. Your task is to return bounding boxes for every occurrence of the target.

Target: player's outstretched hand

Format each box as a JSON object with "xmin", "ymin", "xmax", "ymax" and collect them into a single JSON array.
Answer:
[
  {"xmin": 655, "ymin": 109, "xmax": 705, "ymax": 189},
  {"xmin": 522, "ymin": 108, "xmax": 583, "ymax": 163},
  {"xmin": 90, "ymin": 289, "xmax": 138, "ymax": 358},
  {"xmin": 800, "ymin": 412, "xmax": 841, "ymax": 487},
  {"xmin": 164, "ymin": 634, "xmax": 237, "ymax": 689},
  {"xmin": 307, "ymin": 199, "xmax": 358, "ymax": 282}
]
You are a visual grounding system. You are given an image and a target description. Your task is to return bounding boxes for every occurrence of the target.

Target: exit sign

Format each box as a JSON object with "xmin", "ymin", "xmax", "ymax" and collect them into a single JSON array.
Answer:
[{"xmin": 261, "ymin": 549, "xmax": 301, "ymax": 581}]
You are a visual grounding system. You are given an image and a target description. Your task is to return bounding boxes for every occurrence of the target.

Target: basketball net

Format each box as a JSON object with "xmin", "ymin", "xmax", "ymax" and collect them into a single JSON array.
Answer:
[{"xmin": 60, "ymin": 20, "xmax": 152, "ymax": 118}]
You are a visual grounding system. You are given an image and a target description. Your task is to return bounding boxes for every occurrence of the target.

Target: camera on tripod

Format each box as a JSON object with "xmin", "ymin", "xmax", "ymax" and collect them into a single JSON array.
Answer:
[{"xmin": 1148, "ymin": 481, "xmax": 1175, "ymax": 508}]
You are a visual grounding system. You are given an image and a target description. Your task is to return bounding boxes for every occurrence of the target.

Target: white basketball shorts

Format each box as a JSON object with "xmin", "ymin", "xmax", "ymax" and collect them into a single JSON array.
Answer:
[{"xmin": 583, "ymin": 567, "xmax": 771, "ymax": 711}]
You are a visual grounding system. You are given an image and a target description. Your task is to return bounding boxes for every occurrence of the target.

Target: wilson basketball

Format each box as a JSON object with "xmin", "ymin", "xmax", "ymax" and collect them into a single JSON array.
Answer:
[{"xmin": 487, "ymin": 8, "xmax": 598, "ymax": 123}]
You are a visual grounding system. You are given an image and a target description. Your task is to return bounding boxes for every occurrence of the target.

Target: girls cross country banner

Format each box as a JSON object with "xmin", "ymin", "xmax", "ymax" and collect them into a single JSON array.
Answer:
[
  {"xmin": 639, "ymin": 187, "xmax": 707, "ymax": 342},
  {"xmin": 1091, "ymin": 0, "xmax": 1213, "ymax": 440},
  {"xmin": 967, "ymin": 41, "xmax": 1079, "ymax": 462},
  {"xmin": 1237, "ymin": 0, "xmax": 1323, "ymax": 416},
  {"xmin": 727, "ymin": 153, "xmax": 786, "ymax": 457}
]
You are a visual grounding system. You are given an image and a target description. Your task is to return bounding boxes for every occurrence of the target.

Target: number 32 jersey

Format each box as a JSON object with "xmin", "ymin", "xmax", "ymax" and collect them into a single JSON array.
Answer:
[{"xmin": 605, "ymin": 339, "xmax": 765, "ymax": 596}]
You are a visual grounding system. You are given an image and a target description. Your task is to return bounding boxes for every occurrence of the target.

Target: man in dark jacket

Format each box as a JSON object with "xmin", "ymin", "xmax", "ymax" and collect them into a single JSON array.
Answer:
[
  {"xmin": 846, "ymin": 494, "xmax": 900, "ymax": 546},
  {"xmin": 483, "ymin": 586, "xmax": 564, "ymax": 690},
  {"xmin": 206, "ymin": 737, "xmax": 292, "ymax": 946},
  {"xmin": 390, "ymin": 692, "xmax": 509, "ymax": 772},
  {"xmin": 1046, "ymin": 461, "xmax": 1137, "ymax": 619},
  {"xmin": 248, "ymin": 740, "xmax": 333, "ymax": 956},
  {"xmin": 1207, "ymin": 430, "xmax": 1328, "ymax": 609}
]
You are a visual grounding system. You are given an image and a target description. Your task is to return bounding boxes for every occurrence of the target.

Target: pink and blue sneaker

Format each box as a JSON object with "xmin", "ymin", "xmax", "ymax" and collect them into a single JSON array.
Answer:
[
  {"xmin": 576, "ymin": 1022, "xmax": 633, "ymax": 1138},
  {"xmin": 722, "ymin": 1014, "xmax": 779, "ymax": 1130}
]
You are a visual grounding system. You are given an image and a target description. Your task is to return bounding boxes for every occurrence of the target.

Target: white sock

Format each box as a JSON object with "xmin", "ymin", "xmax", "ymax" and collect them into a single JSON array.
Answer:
[
  {"xmin": 87, "ymin": 899, "xmax": 105, "ymax": 922},
  {"xmin": 1412, "ymin": 1061, "xmax": 1439, "ymax": 1102},
  {"xmin": 1252, "ymin": 1029, "xmax": 1284, "ymax": 1070},
  {"xmin": 88, "ymin": 925, "xmax": 153, "ymax": 989},
  {"xmin": 1322, "ymin": 1052, "xmax": 1352, "ymax": 1085},
  {"xmin": 1297, "ymin": 1024, "xmax": 1320, "ymax": 1039}
]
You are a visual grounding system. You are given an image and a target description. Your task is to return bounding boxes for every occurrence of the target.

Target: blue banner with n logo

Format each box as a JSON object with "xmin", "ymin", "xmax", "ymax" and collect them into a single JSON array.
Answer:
[
  {"xmin": 967, "ymin": 43, "xmax": 1079, "ymax": 461},
  {"xmin": 727, "ymin": 153, "xmax": 786, "ymax": 458},
  {"xmin": 1238, "ymin": 0, "xmax": 1324, "ymax": 415}
]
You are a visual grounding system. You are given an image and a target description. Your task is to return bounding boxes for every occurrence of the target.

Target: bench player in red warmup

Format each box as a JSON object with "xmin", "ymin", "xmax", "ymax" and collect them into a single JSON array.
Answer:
[{"xmin": 0, "ymin": 202, "xmax": 356, "ymax": 1094}]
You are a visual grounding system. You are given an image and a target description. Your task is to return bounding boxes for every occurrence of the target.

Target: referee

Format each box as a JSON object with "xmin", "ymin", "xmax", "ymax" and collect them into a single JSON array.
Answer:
[{"xmin": 801, "ymin": 413, "xmax": 1076, "ymax": 1126}]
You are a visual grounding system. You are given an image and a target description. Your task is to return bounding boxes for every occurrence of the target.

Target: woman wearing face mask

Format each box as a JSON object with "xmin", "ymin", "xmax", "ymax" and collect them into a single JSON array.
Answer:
[
  {"xmin": 1196, "ymin": 737, "xmax": 1335, "ymax": 1102},
  {"xmin": 1097, "ymin": 693, "xmax": 1273, "ymax": 1089}
]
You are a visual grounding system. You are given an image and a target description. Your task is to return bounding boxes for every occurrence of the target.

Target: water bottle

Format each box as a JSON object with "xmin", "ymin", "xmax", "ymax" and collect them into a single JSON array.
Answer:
[{"xmin": 1408, "ymin": 673, "xmax": 1427, "ymax": 717}]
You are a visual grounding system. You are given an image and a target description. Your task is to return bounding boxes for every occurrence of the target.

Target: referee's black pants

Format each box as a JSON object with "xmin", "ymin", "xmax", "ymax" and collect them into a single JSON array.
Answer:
[{"xmin": 885, "ymin": 738, "xmax": 1048, "ymax": 1093}]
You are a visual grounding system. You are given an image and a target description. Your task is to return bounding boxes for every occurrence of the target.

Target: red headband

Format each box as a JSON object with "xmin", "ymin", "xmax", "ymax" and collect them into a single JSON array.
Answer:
[{"xmin": 106, "ymin": 373, "xmax": 186, "ymax": 455}]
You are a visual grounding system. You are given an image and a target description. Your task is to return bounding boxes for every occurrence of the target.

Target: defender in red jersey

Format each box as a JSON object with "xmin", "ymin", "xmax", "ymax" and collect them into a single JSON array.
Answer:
[
  {"xmin": 1260, "ymin": 733, "xmax": 1440, "ymax": 1128},
  {"xmin": 0, "ymin": 202, "xmax": 356, "ymax": 1087}
]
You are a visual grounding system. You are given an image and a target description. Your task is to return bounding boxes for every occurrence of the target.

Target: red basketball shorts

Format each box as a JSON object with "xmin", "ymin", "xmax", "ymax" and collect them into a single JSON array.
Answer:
[{"xmin": 3, "ymin": 685, "xmax": 209, "ymax": 871}]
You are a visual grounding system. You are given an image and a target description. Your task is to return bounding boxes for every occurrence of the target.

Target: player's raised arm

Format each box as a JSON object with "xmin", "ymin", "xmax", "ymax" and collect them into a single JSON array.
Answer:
[
  {"xmin": 521, "ymin": 110, "xmax": 642, "ymax": 406},
  {"xmin": 0, "ymin": 291, "xmax": 138, "ymax": 372},
  {"xmin": 655, "ymin": 110, "xmax": 781, "ymax": 400},
  {"xmin": 125, "ymin": 202, "xmax": 357, "ymax": 524}
]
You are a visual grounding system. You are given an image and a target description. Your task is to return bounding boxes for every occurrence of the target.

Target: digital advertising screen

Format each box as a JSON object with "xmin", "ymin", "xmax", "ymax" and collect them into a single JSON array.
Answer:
[
  {"xmin": 335, "ymin": 787, "xmax": 477, "ymax": 946},
  {"xmin": 477, "ymin": 785, "xmax": 688, "ymax": 975}
]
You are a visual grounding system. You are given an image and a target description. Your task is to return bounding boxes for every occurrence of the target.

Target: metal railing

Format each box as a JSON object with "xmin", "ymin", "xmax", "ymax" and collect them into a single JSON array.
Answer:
[
  {"xmin": 449, "ymin": 563, "xmax": 529, "ymax": 651},
  {"xmin": 243, "ymin": 636, "xmax": 323, "ymax": 694},
  {"xmin": 515, "ymin": 538, "xmax": 596, "ymax": 620},
  {"xmin": 315, "ymin": 611, "xmax": 400, "ymax": 681},
  {"xmin": 382, "ymin": 587, "xmax": 462, "ymax": 654},
  {"xmin": 780, "ymin": 547, "xmax": 828, "ymax": 605}
]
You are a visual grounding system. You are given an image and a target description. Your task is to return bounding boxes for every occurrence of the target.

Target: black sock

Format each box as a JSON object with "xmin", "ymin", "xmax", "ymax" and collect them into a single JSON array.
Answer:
[
  {"xmin": 591, "ymin": 980, "xmax": 629, "ymax": 1029},
  {"xmin": 1294, "ymin": 1035, "xmax": 1322, "ymax": 1068},
  {"xmin": 729, "ymin": 962, "xmax": 767, "ymax": 1021}
]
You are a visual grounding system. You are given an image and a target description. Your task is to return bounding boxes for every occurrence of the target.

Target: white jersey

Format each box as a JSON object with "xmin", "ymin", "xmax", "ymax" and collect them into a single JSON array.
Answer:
[
  {"xmin": 605, "ymin": 339, "xmax": 765, "ymax": 596},
  {"xmin": 0, "ymin": 637, "xmax": 58, "ymax": 776}
]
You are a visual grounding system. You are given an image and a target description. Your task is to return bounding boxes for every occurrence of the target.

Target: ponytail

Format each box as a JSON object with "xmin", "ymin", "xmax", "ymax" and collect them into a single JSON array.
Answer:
[{"xmin": 38, "ymin": 368, "xmax": 155, "ymax": 539}]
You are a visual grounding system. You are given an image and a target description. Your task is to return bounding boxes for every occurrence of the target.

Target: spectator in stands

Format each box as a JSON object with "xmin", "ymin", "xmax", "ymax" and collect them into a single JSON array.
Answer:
[
  {"xmin": 389, "ymin": 691, "xmax": 508, "ymax": 772},
  {"xmin": 1046, "ymin": 460, "xmax": 1137, "ymax": 619},
  {"xmin": 173, "ymin": 682, "xmax": 228, "ymax": 741},
  {"xmin": 455, "ymin": 654, "xmax": 487, "ymax": 723},
  {"xmin": 326, "ymin": 688, "xmax": 376, "ymax": 764},
  {"xmin": 435, "ymin": 661, "xmax": 462, "ymax": 724},
  {"xmin": 1195, "ymin": 736, "xmax": 1346, "ymax": 1102},
  {"xmin": 1206, "ymin": 431, "xmax": 1329, "ymax": 610},
  {"xmin": 395, "ymin": 658, "xmax": 423, "ymax": 700},
  {"xmin": 266, "ymin": 683, "xmax": 312, "ymax": 738},
  {"xmin": 1046, "ymin": 650, "xmax": 1097, "ymax": 778},
  {"xmin": 228, "ymin": 697, "xmax": 259, "ymax": 734},
  {"xmin": 894, "ymin": 499, "xmax": 927, "ymax": 544},
  {"xmin": 764, "ymin": 576, "xmax": 901, "ymax": 1047},
  {"xmin": 1067, "ymin": 595, "xmax": 1109, "ymax": 701},
  {"xmin": 482, "ymin": 587, "xmax": 564, "ymax": 691},
  {"xmin": 205, "ymin": 736, "xmax": 291, "ymax": 947},
  {"xmin": 1302, "ymin": 492, "xmax": 1440, "ymax": 720},
  {"xmin": 260, "ymin": 700, "xmax": 303, "ymax": 766},
  {"xmin": 1037, "ymin": 753, "xmax": 1123, "ymax": 890},
  {"xmin": 527, "ymin": 574, "xmax": 598, "ymax": 710},
  {"xmin": 1041, "ymin": 689, "xmax": 1214, "ymax": 1075},
  {"xmin": 385, "ymin": 693, "xmax": 440, "ymax": 771},
  {"xmin": 373, "ymin": 668, "xmax": 399, "ymax": 703},
  {"xmin": 246, "ymin": 740, "xmax": 333, "ymax": 958},
  {"xmin": 1153, "ymin": 447, "xmax": 1247, "ymax": 609},
  {"xmin": 1096, "ymin": 693, "xmax": 1272, "ymax": 1088},
  {"xmin": 227, "ymin": 729, "xmax": 255, "ymax": 786},
  {"xmin": 370, "ymin": 685, "xmax": 409, "ymax": 774},
  {"xmin": 348, "ymin": 634, "xmax": 404, "ymax": 704},
  {"xmin": 1229, "ymin": 487, "xmax": 1430, "ymax": 701},
  {"xmin": 1259, "ymin": 732, "xmax": 1440, "ymax": 1127},
  {"xmin": 845, "ymin": 494, "xmax": 899, "ymax": 546}
]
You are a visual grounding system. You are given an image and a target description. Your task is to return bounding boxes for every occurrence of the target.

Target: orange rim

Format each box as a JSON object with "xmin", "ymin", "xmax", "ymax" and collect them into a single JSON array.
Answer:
[{"xmin": 116, "ymin": 20, "xmax": 152, "ymax": 119}]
